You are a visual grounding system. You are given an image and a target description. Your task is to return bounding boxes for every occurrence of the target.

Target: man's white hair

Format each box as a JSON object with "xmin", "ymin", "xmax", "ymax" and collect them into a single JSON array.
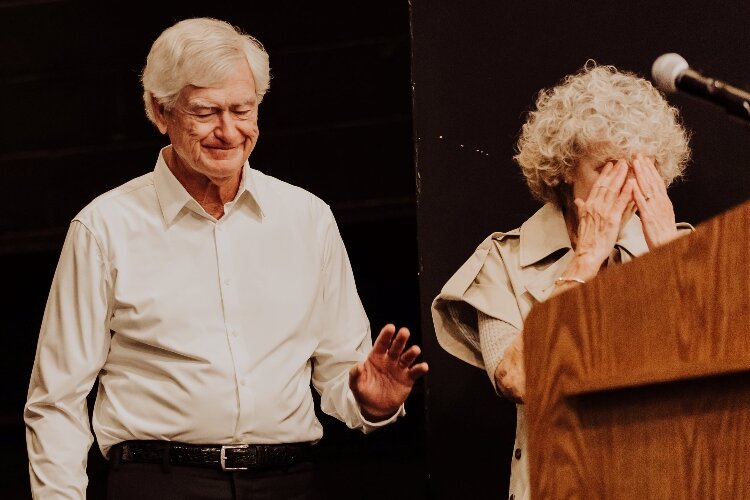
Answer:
[{"xmin": 141, "ymin": 17, "xmax": 270, "ymax": 126}]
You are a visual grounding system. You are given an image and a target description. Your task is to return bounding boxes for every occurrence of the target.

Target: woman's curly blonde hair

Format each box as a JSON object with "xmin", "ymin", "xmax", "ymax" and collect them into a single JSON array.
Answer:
[{"xmin": 514, "ymin": 62, "xmax": 691, "ymax": 205}]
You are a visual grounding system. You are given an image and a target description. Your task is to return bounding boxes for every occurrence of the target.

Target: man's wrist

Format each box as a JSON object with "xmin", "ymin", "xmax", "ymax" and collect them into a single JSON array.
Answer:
[{"xmin": 359, "ymin": 404, "xmax": 400, "ymax": 422}]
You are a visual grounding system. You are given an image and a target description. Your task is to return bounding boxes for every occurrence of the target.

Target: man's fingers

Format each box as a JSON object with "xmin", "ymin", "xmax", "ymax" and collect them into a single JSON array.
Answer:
[
  {"xmin": 407, "ymin": 362, "xmax": 429, "ymax": 381},
  {"xmin": 386, "ymin": 327, "xmax": 410, "ymax": 359},
  {"xmin": 372, "ymin": 324, "xmax": 396, "ymax": 355},
  {"xmin": 398, "ymin": 345, "xmax": 422, "ymax": 368}
]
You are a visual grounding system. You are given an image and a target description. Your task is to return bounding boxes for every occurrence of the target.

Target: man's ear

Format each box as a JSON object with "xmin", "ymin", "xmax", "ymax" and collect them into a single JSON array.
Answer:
[{"xmin": 151, "ymin": 96, "xmax": 169, "ymax": 135}]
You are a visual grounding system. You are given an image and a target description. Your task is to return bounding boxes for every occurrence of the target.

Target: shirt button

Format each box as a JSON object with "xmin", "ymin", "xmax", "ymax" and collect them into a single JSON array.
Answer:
[
  {"xmin": 224, "ymin": 279, "xmax": 231, "ymax": 285},
  {"xmin": 514, "ymin": 448, "xmax": 522, "ymax": 460},
  {"xmin": 231, "ymin": 329, "xmax": 238, "ymax": 337}
]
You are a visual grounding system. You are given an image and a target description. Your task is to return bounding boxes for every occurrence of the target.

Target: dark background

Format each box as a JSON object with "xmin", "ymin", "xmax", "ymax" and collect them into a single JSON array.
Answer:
[
  {"xmin": 4, "ymin": 0, "xmax": 750, "ymax": 499},
  {"xmin": 411, "ymin": 1, "xmax": 750, "ymax": 499}
]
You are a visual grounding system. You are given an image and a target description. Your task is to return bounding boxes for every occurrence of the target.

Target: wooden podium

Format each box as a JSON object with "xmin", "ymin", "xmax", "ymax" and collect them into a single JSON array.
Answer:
[{"xmin": 523, "ymin": 201, "xmax": 750, "ymax": 499}]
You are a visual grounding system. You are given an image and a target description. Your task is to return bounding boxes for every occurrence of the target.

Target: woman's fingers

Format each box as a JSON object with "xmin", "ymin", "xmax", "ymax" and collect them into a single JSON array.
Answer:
[
  {"xmin": 590, "ymin": 161, "xmax": 616, "ymax": 196},
  {"xmin": 609, "ymin": 159, "xmax": 631, "ymax": 193},
  {"xmin": 633, "ymin": 154, "xmax": 666, "ymax": 200},
  {"xmin": 574, "ymin": 160, "xmax": 635, "ymax": 266},
  {"xmin": 630, "ymin": 154, "xmax": 679, "ymax": 249},
  {"xmin": 611, "ymin": 177, "xmax": 634, "ymax": 217},
  {"xmin": 589, "ymin": 160, "xmax": 629, "ymax": 208},
  {"xmin": 584, "ymin": 160, "xmax": 631, "ymax": 218}
]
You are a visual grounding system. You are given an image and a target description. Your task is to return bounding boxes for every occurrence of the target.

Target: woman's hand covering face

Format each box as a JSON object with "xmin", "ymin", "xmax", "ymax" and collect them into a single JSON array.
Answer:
[
  {"xmin": 572, "ymin": 160, "xmax": 636, "ymax": 270},
  {"xmin": 630, "ymin": 154, "xmax": 678, "ymax": 249}
]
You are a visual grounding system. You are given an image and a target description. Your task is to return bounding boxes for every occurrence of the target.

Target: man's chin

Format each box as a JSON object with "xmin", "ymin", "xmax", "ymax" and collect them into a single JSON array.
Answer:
[{"xmin": 202, "ymin": 151, "xmax": 248, "ymax": 168}]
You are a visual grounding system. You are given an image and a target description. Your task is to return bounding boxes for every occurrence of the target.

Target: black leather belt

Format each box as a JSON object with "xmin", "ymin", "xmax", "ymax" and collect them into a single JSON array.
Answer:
[{"xmin": 114, "ymin": 440, "xmax": 313, "ymax": 471}]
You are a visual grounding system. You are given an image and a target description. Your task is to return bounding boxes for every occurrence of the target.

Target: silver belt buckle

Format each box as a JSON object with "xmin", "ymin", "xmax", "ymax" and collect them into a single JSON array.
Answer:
[{"xmin": 220, "ymin": 444, "xmax": 249, "ymax": 471}]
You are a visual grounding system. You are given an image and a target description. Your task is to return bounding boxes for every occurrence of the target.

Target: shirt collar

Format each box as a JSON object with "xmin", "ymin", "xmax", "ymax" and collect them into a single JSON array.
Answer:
[
  {"xmin": 519, "ymin": 202, "xmax": 649, "ymax": 268},
  {"xmin": 153, "ymin": 147, "xmax": 265, "ymax": 225}
]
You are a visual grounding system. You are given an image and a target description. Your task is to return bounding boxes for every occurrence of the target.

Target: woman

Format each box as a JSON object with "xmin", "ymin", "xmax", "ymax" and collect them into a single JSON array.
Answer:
[{"xmin": 431, "ymin": 63, "xmax": 693, "ymax": 500}]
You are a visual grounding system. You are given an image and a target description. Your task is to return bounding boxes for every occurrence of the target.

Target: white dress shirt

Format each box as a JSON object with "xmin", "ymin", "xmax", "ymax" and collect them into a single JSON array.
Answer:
[{"xmin": 25, "ymin": 150, "xmax": 401, "ymax": 499}]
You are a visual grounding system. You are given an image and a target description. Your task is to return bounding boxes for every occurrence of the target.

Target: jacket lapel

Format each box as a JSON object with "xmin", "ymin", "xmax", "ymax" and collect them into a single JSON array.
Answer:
[{"xmin": 515, "ymin": 203, "xmax": 649, "ymax": 303}]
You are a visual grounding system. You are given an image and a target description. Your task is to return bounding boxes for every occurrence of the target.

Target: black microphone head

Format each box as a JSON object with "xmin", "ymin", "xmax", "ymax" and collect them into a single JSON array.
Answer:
[{"xmin": 652, "ymin": 53, "xmax": 689, "ymax": 93}]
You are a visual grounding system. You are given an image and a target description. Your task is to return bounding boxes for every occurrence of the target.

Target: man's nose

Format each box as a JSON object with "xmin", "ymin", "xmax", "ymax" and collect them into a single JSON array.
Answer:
[{"xmin": 214, "ymin": 113, "xmax": 242, "ymax": 143}]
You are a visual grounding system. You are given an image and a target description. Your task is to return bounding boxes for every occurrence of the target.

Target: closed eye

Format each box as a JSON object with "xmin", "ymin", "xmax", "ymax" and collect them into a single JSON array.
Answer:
[
  {"xmin": 189, "ymin": 107, "xmax": 218, "ymax": 118},
  {"xmin": 231, "ymin": 107, "xmax": 256, "ymax": 118}
]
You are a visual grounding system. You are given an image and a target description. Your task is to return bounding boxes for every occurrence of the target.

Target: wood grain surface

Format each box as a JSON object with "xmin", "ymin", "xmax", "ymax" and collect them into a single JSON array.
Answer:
[{"xmin": 524, "ymin": 201, "xmax": 750, "ymax": 499}]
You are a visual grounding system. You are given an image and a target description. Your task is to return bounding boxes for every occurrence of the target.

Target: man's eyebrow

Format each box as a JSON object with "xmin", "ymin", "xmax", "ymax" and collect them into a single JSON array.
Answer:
[
  {"xmin": 232, "ymin": 97, "xmax": 257, "ymax": 107},
  {"xmin": 186, "ymin": 97, "xmax": 257, "ymax": 109},
  {"xmin": 186, "ymin": 99, "xmax": 218, "ymax": 109}
]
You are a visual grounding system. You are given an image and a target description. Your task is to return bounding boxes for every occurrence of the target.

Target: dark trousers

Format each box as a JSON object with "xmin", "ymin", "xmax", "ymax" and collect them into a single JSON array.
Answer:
[{"xmin": 107, "ymin": 459, "xmax": 315, "ymax": 500}]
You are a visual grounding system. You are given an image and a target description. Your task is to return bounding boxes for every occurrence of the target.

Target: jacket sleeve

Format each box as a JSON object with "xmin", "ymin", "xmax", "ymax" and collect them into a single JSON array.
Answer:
[{"xmin": 431, "ymin": 234, "xmax": 524, "ymax": 369}]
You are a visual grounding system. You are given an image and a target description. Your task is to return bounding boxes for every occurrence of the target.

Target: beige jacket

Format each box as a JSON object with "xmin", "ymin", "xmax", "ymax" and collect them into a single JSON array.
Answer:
[{"xmin": 431, "ymin": 202, "xmax": 692, "ymax": 500}]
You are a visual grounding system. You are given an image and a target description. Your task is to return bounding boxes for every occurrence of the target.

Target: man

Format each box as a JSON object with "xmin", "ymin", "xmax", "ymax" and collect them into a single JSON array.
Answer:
[{"xmin": 25, "ymin": 17, "xmax": 428, "ymax": 500}]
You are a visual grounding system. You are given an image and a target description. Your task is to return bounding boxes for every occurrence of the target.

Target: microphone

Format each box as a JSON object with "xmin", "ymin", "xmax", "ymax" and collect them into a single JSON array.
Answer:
[{"xmin": 651, "ymin": 53, "xmax": 750, "ymax": 122}]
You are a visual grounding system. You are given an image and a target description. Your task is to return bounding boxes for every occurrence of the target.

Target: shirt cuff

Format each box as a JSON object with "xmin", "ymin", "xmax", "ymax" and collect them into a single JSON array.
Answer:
[{"xmin": 358, "ymin": 404, "xmax": 406, "ymax": 433}]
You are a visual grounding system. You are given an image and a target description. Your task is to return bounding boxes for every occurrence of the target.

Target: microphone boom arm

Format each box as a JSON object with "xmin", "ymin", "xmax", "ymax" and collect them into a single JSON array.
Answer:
[{"xmin": 680, "ymin": 68, "xmax": 750, "ymax": 122}]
